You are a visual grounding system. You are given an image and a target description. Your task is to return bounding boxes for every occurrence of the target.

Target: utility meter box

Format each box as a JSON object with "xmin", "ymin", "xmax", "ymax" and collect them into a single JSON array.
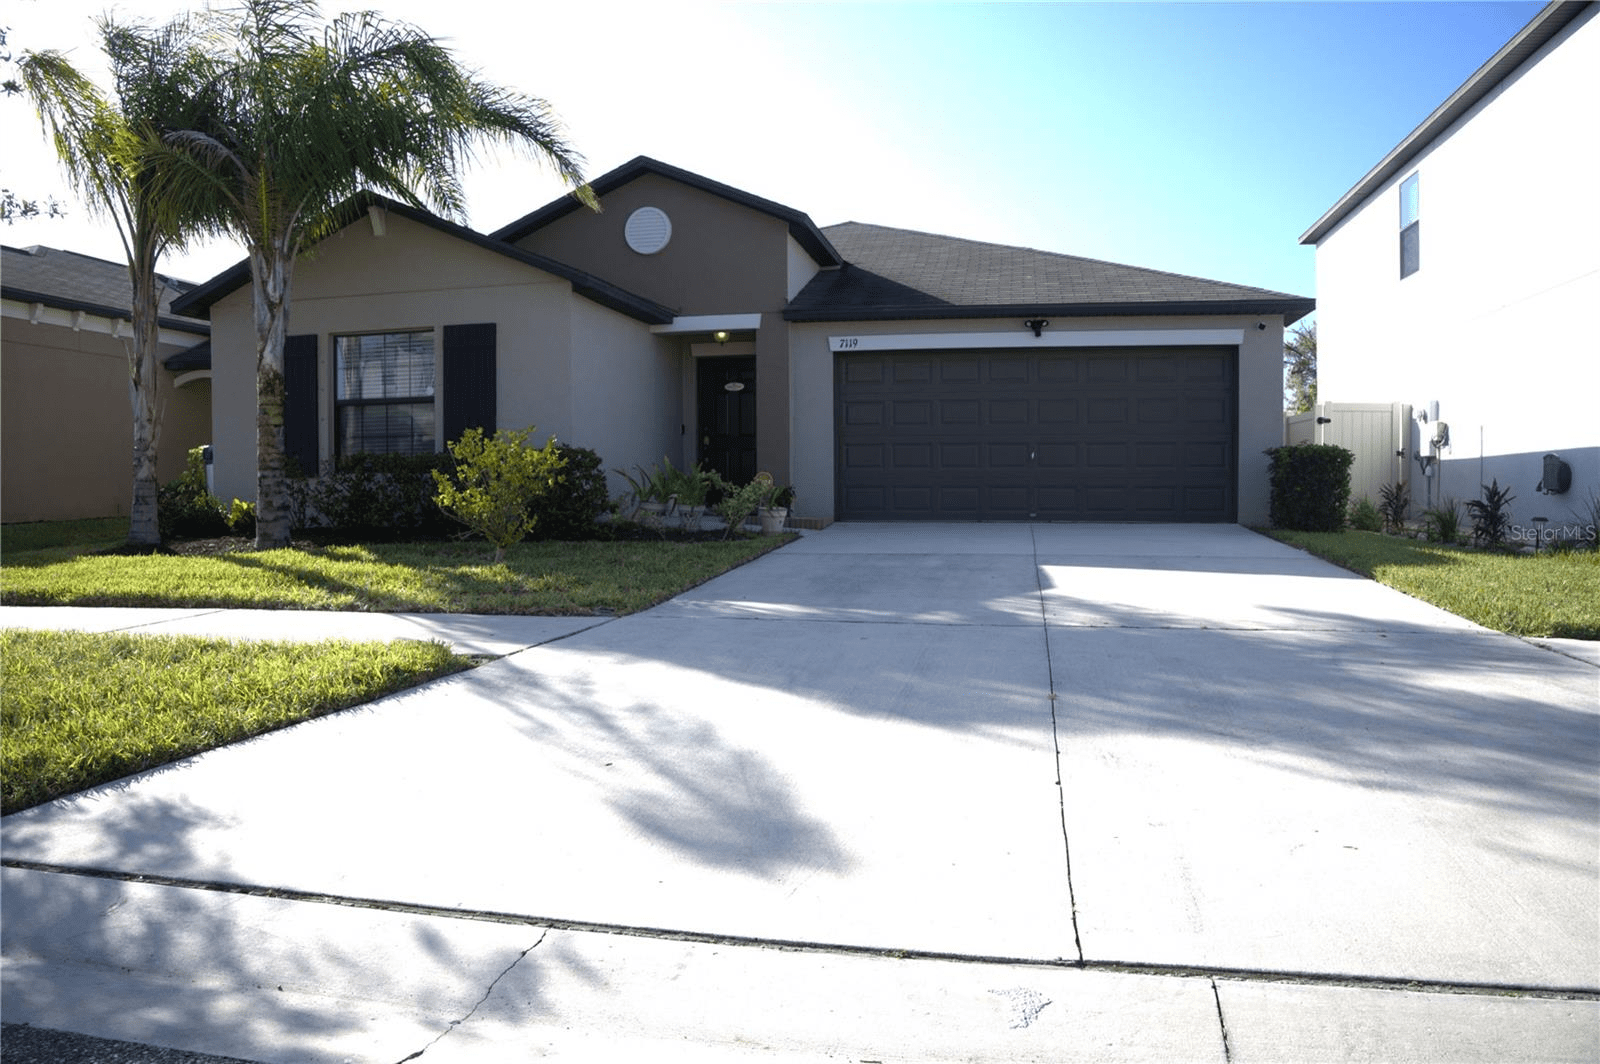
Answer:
[{"xmin": 1538, "ymin": 453, "xmax": 1572, "ymax": 495}]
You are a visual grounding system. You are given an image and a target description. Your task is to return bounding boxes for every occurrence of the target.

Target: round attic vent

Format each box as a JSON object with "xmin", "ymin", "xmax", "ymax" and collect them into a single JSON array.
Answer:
[{"xmin": 624, "ymin": 206, "xmax": 672, "ymax": 255}]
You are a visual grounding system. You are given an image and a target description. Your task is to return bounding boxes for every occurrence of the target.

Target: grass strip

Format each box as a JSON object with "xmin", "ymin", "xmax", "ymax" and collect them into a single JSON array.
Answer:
[
  {"xmin": 1267, "ymin": 530, "xmax": 1600, "ymax": 639},
  {"xmin": 1, "ymin": 629, "xmax": 469, "ymax": 814},
  {"xmin": 0, "ymin": 536, "xmax": 792, "ymax": 615}
]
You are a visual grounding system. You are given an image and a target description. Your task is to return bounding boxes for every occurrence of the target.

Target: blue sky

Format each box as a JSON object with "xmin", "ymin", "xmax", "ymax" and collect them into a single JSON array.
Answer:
[{"xmin": 1, "ymin": 1, "xmax": 1545, "ymax": 310}]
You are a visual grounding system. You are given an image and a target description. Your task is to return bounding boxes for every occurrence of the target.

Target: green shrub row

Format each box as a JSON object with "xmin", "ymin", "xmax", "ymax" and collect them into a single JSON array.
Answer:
[{"xmin": 158, "ymin": 439, "xmax": 611, "ymax": 544}]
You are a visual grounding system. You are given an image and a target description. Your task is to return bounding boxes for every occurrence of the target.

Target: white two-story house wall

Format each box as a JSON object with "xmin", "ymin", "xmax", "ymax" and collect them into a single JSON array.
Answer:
[{"xmin": 1302, "ymin": 0, "xmax": 1599, "ymax": 540}]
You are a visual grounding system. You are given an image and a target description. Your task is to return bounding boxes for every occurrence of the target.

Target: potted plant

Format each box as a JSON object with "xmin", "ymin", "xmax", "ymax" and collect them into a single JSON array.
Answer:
[
  {"xmin": 755, "ymin": 473, "xmax": 795, "ymax": 534},
  {"xmin": 665, "ymin": 459, "xmax": 715, "ymax": 529},
  {"xmin": 616, "ymin": 460, "xmax": 676, "ymax": 525}
]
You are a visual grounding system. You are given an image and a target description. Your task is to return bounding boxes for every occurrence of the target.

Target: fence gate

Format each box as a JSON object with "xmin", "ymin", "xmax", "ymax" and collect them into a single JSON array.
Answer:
[{"xmin": 1285, "ymin": 402, "xmax": 1412, "ymax": 510}]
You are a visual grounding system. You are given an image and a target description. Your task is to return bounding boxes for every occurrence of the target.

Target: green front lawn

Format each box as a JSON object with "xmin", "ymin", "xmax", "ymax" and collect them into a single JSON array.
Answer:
[
  {"xmin": 1267, "ymin": 530, "xmax": 1600, "ymax": 639},
  {"xmin": 1, "ymin": 533, "xmax": 792, "ymax": 615},
  {"xmin": 1, "ymin": 629, "xmax": 468, "ymax": 813}
]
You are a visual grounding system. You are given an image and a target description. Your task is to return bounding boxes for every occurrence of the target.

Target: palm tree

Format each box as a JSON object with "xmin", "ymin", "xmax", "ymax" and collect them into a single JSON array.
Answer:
[
  {"xmin": 18, "ymin": 16, "xmax": 222, "ymax": 548},
  {"xmin": 156, "ymin": 0, "xmax": 592, "ymax": 548}
]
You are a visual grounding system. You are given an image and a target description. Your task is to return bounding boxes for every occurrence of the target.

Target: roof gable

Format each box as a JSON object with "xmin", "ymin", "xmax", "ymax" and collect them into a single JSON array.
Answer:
[
  {"xmin": 169, "ymin": 195, "xmax": 674, "ymax": 324},
  {"xmin": 787, "ymin": 223, "xmax": 1314, "ymax": 323},
  {"xmin": 492, "ymin": 156, "xmax": 842, "ymax": 269}
]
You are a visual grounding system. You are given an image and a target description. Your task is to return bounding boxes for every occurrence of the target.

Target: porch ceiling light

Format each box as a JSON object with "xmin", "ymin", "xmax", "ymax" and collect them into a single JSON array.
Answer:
[{"xmin": 713, "ymin": 330, "xmax": 730, "ymax": 344}]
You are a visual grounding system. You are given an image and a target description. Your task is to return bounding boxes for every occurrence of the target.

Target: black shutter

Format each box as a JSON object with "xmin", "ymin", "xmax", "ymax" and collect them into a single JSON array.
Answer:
[
  {"xmin": 443, "ymin": 322, "xmax": 497, "ymax": 443},
  {"xmin": 283, "ymin": 334, "xmax": 318, "ymax": 476}
]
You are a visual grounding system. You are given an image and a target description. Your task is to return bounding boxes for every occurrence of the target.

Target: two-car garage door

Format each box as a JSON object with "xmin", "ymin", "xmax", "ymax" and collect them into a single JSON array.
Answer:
[{"xmin": 836, "ymin": 346, "xmax": 1238, "ymax": 522}]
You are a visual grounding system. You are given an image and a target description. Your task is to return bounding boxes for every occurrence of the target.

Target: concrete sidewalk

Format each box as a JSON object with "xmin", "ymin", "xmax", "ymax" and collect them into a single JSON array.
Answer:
[{"xmin": 3, "ymin": 523, "xmax": 1597, "ymax": 1061}]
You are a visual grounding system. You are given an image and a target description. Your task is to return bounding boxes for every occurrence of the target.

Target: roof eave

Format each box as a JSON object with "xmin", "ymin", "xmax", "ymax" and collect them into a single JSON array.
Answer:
[
  {"xmin": 1301, "ymin": 0, "xmax": 1594, "ymax": 246},
  {"xmin": 2, "ymin": 285, "xmax": 211, "ymax": 336},
  {"xmin": 784, "ymin": 298, "xmax": 1316, "ymax": 327}
]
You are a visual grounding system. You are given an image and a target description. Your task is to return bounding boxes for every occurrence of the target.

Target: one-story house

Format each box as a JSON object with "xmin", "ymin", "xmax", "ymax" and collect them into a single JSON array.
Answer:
[
  {"xmin": 173, "ymin": 156, "xmax": 1313, "ymax": 526},
  {"xmin": 2, "ymin": 245, "xmax": 212, "ymax": 523},
  {"xmin": 1300, "ymin": 0, "xmax": 1598, "ymax": 534}
]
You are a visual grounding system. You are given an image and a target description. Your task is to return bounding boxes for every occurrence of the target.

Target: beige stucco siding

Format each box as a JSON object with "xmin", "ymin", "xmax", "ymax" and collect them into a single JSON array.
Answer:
[
  {"xmin": 206, "ymin": 212, "xmax": 636, "ymax": 505},
  {"xmin": 510, "ymin": 173, "xmax": 794, "ymax": 315},
  {"xmin": 2, "ymin": 314, "xmax": 209, "ymax": 522},
  {"xmin": 567, "ymin": 296, "xmax": 682, "ymax": 498},
  {"xmin": 786, "ymin": 315, "xmax": 1285, "ymax": 526}
]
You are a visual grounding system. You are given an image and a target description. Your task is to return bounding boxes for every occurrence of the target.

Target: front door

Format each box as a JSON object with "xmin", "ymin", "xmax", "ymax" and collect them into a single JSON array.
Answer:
[{"xmin": 697, "ymin": 356, "xmax": 757, "ymax": 486}]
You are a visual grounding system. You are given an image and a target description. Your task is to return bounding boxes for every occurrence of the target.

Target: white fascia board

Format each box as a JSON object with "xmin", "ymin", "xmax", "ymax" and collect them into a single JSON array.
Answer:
[
  {"xmin": 650, "ymin": 313, "xmax": 764, "ymax": 335},
  {"xmin": 827, "ymin": 328, "xmax": 1245, "ymax": 353},
  {"xmin": 3, "ymin": 297, "xmax": 208, "ymax": 350}
]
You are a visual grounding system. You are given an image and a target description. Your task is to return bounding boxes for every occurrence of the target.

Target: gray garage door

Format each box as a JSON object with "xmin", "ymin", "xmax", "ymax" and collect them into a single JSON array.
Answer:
[{"xmin": 836, "ymin": 347, "xmax": 1237, "ymax": 521}]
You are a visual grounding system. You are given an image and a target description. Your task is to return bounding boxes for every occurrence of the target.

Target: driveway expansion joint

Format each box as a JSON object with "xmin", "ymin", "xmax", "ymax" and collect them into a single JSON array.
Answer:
[
  {"xmin": 4, "ymin": 861, "xmax": 1596, "ymax": 1002},
  {"xmin": 1210, "ymin": 978, "xmax": 1233, "ymax": 1062}
]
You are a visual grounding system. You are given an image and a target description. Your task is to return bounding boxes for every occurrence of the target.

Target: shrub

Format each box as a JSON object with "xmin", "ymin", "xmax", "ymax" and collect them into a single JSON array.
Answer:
[
  {"xmin": 1467, "ymin": 480, "xmax": 1516, "ymax": 549},
  {"xmin": 709, "ymin": 472, "xmax": 769, "ymax": 538},
  {"xmin": 432, "ymin": 427, "xmax": 564, "ymax": 561},
  {"xmin": 1265, "ymin": 444, "xmax": 1354, "ymax": 532},
  {"xmin": 1378, "ymin": 482, "xmax": 1410, "ymax": 533},
  {"xmin": 303, "ymin": 452, "xmax": 455, "ymax": 539},
  {"xmin": 225, "ymin": 498, "xmax": 257, "ymax": 538},
  {"xmin": 157, "ymin": 446, "xmax": 229, "ymax": 540},
  {"xmin": 1348, "ymin": 496, "xmax": 1382, "ymax": 532},
  {"xmin": 529, "ymin": 444, "xmax": 611, "ymax": 540},
  {"xmin": 1423, "ymin": 499, "xmax": 1461, "ymax": 544}
]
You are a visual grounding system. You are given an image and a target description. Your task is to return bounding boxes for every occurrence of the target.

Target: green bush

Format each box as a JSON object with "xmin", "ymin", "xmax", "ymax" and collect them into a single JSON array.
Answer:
[
  {"xmin": 530, "ymin": 444, "xmax": 611, "ymax": 540},
  {"xmin": 1423, "ymin": 499, "xmax": 1462, "ymax": 544},
  {"xmin": 158, "ymin": 446, "xmax": 229, "ymax": 540},
  {"xmin": 1348, "ymin": 496, "xmax": 1382, "ymax": 532},
  {"xmin": 302, "ymin": 452, "xmax": 455, "ymax": 539},
  {"xmin": 433, "ymin": 427, "xmax": 564, "ymax": 561},
  {"xmin": 1265, "ymin": 444, "xmax": 1354, "ymax": 532},
  {"xmin": 1467, "ymin": 480, "xmax": 1516, "ymax": 549}
]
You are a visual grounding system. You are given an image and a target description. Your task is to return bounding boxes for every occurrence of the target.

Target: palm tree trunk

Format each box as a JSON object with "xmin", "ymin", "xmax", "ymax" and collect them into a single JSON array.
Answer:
[
  {"xmin": 251, "ymin": 236, "xmax": 295, "ymax": 549},
  {"xmin": 126, "ymin": 246, "xmax": 164, "ymax": 548}
]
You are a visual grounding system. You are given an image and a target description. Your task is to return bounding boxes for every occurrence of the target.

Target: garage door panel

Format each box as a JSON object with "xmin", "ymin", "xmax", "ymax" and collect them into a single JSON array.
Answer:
[{"xmin": 837, "ymin": 347, "xmax": 1236, "ymax": 521}]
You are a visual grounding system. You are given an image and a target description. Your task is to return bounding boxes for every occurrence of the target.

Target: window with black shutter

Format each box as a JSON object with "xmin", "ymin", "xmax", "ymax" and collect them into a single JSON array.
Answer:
[{"xmin": 334, "ymin": 330, "xmax": 436, "ymax": 456}]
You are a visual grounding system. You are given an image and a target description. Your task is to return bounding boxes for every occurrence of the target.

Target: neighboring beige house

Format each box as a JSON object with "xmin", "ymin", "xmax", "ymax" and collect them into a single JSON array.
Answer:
[
  {"xmin": 2, "ymin": 245, "xmax": 212, "ymax": 523},
  {"xmin": 176, "ymin": 157, "xmax": 1312, "ymax": 526},
  {"xmin": 1302, "ymin": 0, "xmax": 1599, "ymax": 536}
]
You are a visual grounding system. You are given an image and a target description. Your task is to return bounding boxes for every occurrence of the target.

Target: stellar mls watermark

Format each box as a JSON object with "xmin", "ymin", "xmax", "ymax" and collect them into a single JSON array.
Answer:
[{"xmin": 1509, "ymin": 522, "xmax": 1596, "ymax": 543}]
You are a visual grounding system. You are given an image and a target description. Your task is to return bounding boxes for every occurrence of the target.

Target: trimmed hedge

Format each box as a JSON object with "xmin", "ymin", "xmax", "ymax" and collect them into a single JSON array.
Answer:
[{"xmin": 1266, "ymin": 444, "xmax": 1354, "ymax": 532}]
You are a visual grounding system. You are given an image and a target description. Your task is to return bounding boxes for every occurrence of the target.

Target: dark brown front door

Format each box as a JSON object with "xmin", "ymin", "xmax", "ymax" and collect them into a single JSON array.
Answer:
[{"xmin": 697, "ymin": 356, "xmax": 757, "ymax": 486}]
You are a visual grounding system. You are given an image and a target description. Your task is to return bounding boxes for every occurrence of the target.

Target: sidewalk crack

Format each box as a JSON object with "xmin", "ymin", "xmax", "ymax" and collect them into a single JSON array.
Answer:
[
  {"xmin": 393, "ymin": 929, "xmax": 548, "ymax": 1063},
  {"xmin": 1211, "ymin": 978, "xmax": 1233, "ymax": 1062}
]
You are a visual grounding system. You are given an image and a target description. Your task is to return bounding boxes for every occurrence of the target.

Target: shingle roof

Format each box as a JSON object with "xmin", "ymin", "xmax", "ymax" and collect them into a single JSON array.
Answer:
[
  {"xmin": 1, "ymin": 244, "xmax": 209, "ymax": 334},
  {"xmin": 170, "ymin": 194, "xmax": 675, "ymax": 325},
  {"xmin": 786, "ymin": 223, "xmax": 1314, "ymax": 323},
  {"xmin": 492, "ymin": 155, "xmax": 844, "ymax": 269}
]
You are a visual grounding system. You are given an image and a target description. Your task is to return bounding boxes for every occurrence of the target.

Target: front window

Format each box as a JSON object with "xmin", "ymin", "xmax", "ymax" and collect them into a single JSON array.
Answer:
[
  {"xmin": 1399, "ymin": 173, "xmax": 1420, "ymax": 278},
  {"xmin": 335, "ymin": 331, "xmax": 436, "ymax": 456}
]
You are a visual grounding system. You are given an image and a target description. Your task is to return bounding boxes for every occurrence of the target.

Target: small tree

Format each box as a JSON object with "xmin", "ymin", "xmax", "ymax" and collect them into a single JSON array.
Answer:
[
  {"xmin": 433, "ymin": 427, "xmax": 564, "ymax": 562},
  {"xmin": 1284, "ymin": 321, "xmax": 1317, "ymax": 414}
]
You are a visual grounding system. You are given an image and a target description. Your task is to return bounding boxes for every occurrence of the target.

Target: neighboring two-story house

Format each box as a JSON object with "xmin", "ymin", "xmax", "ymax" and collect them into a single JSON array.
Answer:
[{"xmin": 1301, "ymin": 0, "xmax": 1598, "ymax": 537}]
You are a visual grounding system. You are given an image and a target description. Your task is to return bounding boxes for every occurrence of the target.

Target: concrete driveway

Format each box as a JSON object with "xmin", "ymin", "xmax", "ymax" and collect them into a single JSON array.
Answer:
[{"xmin": 3, "ymin": 523, "xmax": 1596, "ymax": 1062}]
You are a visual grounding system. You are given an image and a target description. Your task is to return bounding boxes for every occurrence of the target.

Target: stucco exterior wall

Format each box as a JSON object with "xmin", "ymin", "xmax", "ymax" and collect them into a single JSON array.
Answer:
[
  {"xmin": 207, "ymin": 212, "xmax": 614, "ymax": 505},
  {"xmin": 567, "ymin": 296, "xmax": 682, "ymax": 499},
  {"xmin": 785, "ymin": 314, "xmax": 1286, "ymax": 526},
  {"xmin": 509, "ymin": 173, "xmax": 794, "ymax": 315},
  {"xmin": 2, "ymin": 314, "xmax": 210, "ymax": 522},
  {"xmin": 1314, "ymin": 3, "xmax": 1599, "ymax": 522}
]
